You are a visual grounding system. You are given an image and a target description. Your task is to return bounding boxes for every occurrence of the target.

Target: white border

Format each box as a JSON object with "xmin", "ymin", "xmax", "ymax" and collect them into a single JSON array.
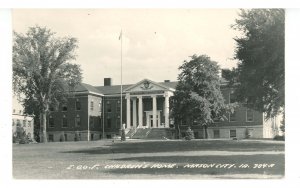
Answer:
[
  {"xmin": 1, "ymin": 2, "xmax": 300, "ymax": 188},
  {"xmin": 0, "ymin": 0, "xmax": 300, "ymax": 8}
]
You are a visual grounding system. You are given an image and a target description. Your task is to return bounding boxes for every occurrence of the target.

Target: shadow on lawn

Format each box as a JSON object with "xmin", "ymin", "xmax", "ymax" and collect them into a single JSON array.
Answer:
[
  {"xmin": 105, "ymin": 154, "xmax": 284, "ymax": 176},
  {"xmin": 61, "ymin": 140, "xmax": 284, "ymax": 155}
]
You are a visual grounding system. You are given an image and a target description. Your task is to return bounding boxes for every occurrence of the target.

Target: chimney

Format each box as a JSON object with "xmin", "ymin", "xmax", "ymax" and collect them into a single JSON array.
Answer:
[
  {"xmin": 104, "ymin": 78, "xmax": 112, "ymax": 86},
  {"xmin": 164, "ymin": 80, "xmax": 170, "ymax": 83}
]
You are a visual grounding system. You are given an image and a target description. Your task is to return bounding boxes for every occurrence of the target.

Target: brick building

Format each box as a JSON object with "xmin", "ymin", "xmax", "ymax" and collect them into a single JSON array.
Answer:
[{"xmin": 44, "ymin": 78, "xmax": 280, "ymax": 142}]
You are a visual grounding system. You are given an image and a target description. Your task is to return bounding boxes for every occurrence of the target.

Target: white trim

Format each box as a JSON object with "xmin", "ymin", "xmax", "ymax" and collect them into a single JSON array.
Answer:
[
  {"xmin": 74, "ymin": 91, "xmax": 104, "ymax": 96},
  {"xmin": 124, "ymin": 78, "xmax": 175, "ymax": 92},
  {"xmin": 103, "ymin": 94, "xmax": 126, "ymax": 97}
]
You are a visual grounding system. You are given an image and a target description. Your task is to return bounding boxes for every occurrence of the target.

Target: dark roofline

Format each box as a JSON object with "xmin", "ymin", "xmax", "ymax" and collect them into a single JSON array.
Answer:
[{"xmin": 78, "ymin": 78, "xmax": 230, "ymax": 96}]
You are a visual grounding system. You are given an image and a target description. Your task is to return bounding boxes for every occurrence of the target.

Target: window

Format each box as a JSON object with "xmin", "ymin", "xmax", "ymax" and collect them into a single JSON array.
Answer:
[
  {"xmin": 229, "ymin": 110, "xmax": 237, "ymax": 122},
  {"xmin": 62, "ymin": 115, "xmax": 68, "ymax": 128},
  {"xmin": 89, "ymin": 116, "xmax": 94, "ymax": 128},
  {"xmin": 230, "ymin": 130, "xmax": 236, "ymax": 138},
  {"xmin": 107, "ymin": 117, "xmax": 111, "ymax": 128},
  {"xmin": 229, "ymin": 91, "xmax": 237, "ymax": 103},
  {"xmin": 194, "ymin": 131, "xmax": 199, "ymax": 139},
  {"xmin": 116, "ymin": 101, "xmax": 121, "ymax": 112},
  {"xmin": 91, "ymin": 133, "xmax": 94, "ymax": 140},
  {"xmin": 75, "ymin": 115, "xmax": 81, "ymax": 127},
  {"xmin": 213, "ymin": 130, "xmax": 220, "ymax": 138},
  {"xmin": 49, "ymin": 116, "xmax": 54, "ymax": 128},
  {"xmin": 76, "ymin": 99, "xmax": 81, "ymax": 110},
  {"xmin": 64, "ymin": 134, "xmax": 68, "ymax": 141},
  {"xmin": 107, "ymin": 102, "xmax": 112, "ymax": 113},
  {"xmin": 16, "ymin": 120, "xmax": 21, "ymax": 126},
  {"xmin": 213, "ymin": 118, "xmax": 220, "ymax": 123},
  {"xmin": 62, "ymin": 104, "xmax": 67, "ymax": 112},
  {"xmin": 48, "ymin": 134, "xmax": 54, "ymax": 142},
  {"xmin": 90, "ymin": 101, "xmax": 94, "ymax": 111},
  {"xmin": 116, "ymin": 118, "xmax": 120, "ymax": 129},
  {"xmin": 181, "ymin": 132, "xmax": 186, "ymax": 138},
  {"xmin": 19, "ymin": 110, "xmax": 22, "ymax": 114},
  {"xmin": 246, "ymin": 108, "xmax": 254, "ymax": 122},
  {"xmin": 13, "ymin": 109, "xmax": 15, "ymax": 113}
]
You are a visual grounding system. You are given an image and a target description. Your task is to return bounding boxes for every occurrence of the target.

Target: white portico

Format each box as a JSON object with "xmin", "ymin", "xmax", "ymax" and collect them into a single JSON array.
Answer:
[{"xmin": 124, "ymin": 79, "xmax": 174, "ymax": 129}]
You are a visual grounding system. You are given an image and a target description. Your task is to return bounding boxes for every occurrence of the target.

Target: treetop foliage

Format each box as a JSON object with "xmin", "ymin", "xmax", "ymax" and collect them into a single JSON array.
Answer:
[
  {"xmin": 232, "ymin": 9, "xmax": 284, "ymax": 119},
  {"xmin": 171, "ymin": 54, "xmax": 236, "ymax": 127},
  {"xmin": 13, "ymin": 26, "xmax": 82, "ymax": 113}
]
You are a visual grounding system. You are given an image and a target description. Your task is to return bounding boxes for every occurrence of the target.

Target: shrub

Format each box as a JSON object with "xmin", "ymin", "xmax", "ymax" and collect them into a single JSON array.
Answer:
[
  {"xmin": 19, "ymin": 136, "xmax": 30, "ymax": 144},
  {"xmin": 13, "ymin": 133, "xmax": 18, "ymax": 143},
  {"xmin": 14, "ymin": 126, "xmax": 31, "ymax": 144},
  {"xmin": 273, "ymin": 135, "xmax": 285, "ymax": 141},
  {"xmin": 185, "ymin": 127, "xmax": 194, "ymax": 140}
]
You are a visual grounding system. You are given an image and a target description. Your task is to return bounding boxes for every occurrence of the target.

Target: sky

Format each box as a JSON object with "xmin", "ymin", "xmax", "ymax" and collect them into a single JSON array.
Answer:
[{"xmin": 12, "ymin": 9, "xmax": 241, "ymax": 86}]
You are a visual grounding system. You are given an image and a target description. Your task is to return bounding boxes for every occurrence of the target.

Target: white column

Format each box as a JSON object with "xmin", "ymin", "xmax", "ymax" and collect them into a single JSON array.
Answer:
[
  {"xmin": 138, "ymin": 96, "xmax": 143, "ymax": 127},
  {"xmin": 164, "ymin": 92, "xmax": 170, "ymax": 128},
  {"xmin": 152, "ymin": 95, "xmax": 157, "ymax": 128},
  {"xmin": 126, "ymin": 94, "xmax": 131, "ymax": 129},
  {"xmin": 132, "ymin": 98, "xmax": 137, "ymax": 128}
]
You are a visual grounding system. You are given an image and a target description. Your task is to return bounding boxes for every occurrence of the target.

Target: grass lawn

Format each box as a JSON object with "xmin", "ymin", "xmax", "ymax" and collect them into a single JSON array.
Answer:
[{"xmin": 13, "ymin": 139, "xmax": 284, "ymax": 179}]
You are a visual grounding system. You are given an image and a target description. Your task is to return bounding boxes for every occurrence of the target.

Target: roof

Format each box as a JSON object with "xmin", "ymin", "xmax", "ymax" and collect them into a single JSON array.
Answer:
[
  {"xmin": 158, "ymin": 81, "xmax": 178, "ymax": 89},
  {"xmin": 95, "ymin": 84, "xmax": 132, "ymax": 95},
  {"xmin": 76, "ymin": 78, "xmax": 228, "ymax": 96},
  {"xmin": 74, "ymin": 83, "xmax": 103, "ymax": 95},
  {"xmin": 95, "ymin": 81, "xmax": 178, "ymax": 95}
]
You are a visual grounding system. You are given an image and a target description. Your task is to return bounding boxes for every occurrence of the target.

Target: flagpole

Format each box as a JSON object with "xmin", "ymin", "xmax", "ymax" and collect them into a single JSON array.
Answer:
[{"xmin": 120, "ymin": 30, "xmax": 123, "ymax": 132}]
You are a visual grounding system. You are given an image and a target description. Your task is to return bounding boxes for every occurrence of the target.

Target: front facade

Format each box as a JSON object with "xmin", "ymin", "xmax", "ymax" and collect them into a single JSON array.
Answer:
[
  {"xmin": 12, "ymin": 95, "xmax": 34, "ymax": 142},
  {"xmin": 45, "ymin": 83, "xmax": 103, "ymax": 142},
  {"xmin": 44, "ymin": 78, "xmax": 280, "ymax": 142}
]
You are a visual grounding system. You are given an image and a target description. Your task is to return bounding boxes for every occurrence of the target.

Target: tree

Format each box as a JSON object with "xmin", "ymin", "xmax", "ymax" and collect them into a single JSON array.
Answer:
[
  {"xmin": 171, "ymin": 55, "xmax": 235, "ymax": 139},
  {"xmin": 13, "ymin": 26, "xmax": 82, "ymax": 143},
  {"xmin": 232, "ymin": 9, "xmax": 284, "ymax": 119},
  {"xmin": 221, "ymin": 68, "xmax": 238, "ymax": 87}
]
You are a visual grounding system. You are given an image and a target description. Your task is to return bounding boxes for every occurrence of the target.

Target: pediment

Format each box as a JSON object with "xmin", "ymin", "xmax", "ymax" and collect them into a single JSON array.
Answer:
[{"xmin": 124, "ymin": 79, "xmax": 172, "ymax": 93}]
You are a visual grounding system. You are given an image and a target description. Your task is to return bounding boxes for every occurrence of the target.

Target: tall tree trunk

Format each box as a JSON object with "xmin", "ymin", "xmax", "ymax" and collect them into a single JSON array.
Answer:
[
  {"xmin": 42, "ymin": 112, "xmax": 47, "ymax": 143},
  {"xmin": 177, "ymin": 120, "xmax": 182, "ymax": 139}
]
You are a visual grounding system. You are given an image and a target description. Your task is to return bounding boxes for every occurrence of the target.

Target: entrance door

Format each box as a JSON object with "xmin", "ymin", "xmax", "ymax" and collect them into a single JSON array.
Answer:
[
  {"xmin": 146, "ymin": 111, "xmax": 161, "ymax": 128},
  {"xmin": 150, "ymin": 116, "xmax": 159, "ymax": 128},
  {"xmin": 150, "ymin": 115, "xmax": 153, "ymax": 127}
]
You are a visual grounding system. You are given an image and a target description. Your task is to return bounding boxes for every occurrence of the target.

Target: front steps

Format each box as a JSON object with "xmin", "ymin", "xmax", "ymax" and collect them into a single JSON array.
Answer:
[
  {"xmin": 131, "ymin": 128, "xmax": 151, "ymax": 139},
  {"xmin": 126, "ymin": 128, "xmax": 175, "ymax": 139}
]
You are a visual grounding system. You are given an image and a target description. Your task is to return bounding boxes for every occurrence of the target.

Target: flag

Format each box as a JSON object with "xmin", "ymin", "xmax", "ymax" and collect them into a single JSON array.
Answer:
[{"xmin": 119, "ymin": 30, "xmax": 122, "ymax": 40}]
